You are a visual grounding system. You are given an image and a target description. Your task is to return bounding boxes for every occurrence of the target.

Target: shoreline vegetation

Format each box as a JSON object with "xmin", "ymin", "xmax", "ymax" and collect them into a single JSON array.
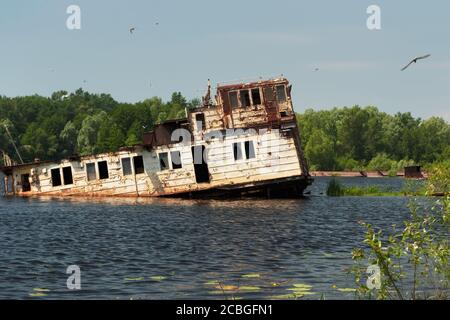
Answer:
[
  {"xmin": 325, "ymin": 176, "xmax": 448, "ymax": 197},
  {"xmin": 326, "ymin": 178, "xmax": 426, "ymax": 197},
  {"xmin": 311, "ymin": 171, "xmax": 424, "ymax": 178},
  {"xmin": 325, "ymin": 161, "xmax": 450, "ymax": 198}
]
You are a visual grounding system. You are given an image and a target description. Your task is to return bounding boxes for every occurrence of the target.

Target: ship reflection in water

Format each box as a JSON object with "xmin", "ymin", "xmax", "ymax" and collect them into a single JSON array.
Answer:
[{"xmin": 0, "ymin": 177, "xmax": 410, "ymax": 299}]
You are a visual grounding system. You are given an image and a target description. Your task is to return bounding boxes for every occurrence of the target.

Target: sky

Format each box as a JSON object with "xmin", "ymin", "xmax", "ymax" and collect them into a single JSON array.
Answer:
[{"xmin": 0, "ymin": 0, "xmax": 449, "ymax": 120}]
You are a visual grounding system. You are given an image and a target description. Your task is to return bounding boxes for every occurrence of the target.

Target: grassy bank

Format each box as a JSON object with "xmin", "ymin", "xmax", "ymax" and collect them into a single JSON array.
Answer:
[{"xmin": 326, "ymin": 178, "xmax": 425, "ymax": 197}]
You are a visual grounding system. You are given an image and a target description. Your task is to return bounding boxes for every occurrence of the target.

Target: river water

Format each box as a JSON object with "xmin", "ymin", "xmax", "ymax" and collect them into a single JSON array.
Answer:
[{"xmin": 0, "ymin": 177, "xmax": 412, "ymax": 299}]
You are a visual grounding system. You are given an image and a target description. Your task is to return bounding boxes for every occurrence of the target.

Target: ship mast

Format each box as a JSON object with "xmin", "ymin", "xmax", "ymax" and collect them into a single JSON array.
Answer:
[
  {"xmin": 202, "ymin": 79, "xmax": 212, "ymax": 107},
  {"xmin": 2, "ymin": 123, "xmax": 24, "ymax": 164}
]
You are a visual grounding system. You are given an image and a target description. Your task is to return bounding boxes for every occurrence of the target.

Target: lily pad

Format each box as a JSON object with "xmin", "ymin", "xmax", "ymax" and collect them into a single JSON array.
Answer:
[
  {"xmin": 271, "ymin": 282, "xmax": 281, "ymax": 287},
  {"xmin": 208, "ymin": 290, "xmax": 231, "ymax": 295},
  {"xmin": 292, "ymin": 283, "xmax": 313, "ymax": 289},
  {"xmin": 150, "ymin": 276, "xmax": 167, "ymax": 281},
  {"xmin": 239, "ymin": 286, "xmax": 261, "ymax": 292},
  {"xmin": 124, "ymin": 277, "xmax": 144, "ymax": 282},
  {"xmin": 29, "ymin": 292, "xmax": 47, "ymax": 297},
  {"xmin": 215, "ymin": 285, "xmax": 239, "ymax": 291},
  {"xmin": 286, "ymin": 290, "xmax": 317, "ymax": 295},
  {"xmin": 241, "ymin": 274, "xmax": 261, "ymax": 279},
  {"xmin": 269, "ymin": 294, "xmax": 298, "ymax": 300}
]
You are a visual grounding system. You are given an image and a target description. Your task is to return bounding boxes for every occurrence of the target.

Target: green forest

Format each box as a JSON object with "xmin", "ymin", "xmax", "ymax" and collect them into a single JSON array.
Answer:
[
  {"xmin": 0, "ymin": 89, "xmax": 197, "ymax": 165},
  {"xmin": 297, "ymin": 107, "xmax": 450, "ymax": 172},
  {"xmin": 1, "ymin": 90, "xmax": 449, "ymax": 171}
]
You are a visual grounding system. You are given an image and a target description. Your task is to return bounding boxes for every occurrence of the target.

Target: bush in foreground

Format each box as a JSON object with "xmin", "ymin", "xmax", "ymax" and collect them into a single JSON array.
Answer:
[{"xmin": 350, "ymin": 164, "xmax": 450, "ymax": 300}]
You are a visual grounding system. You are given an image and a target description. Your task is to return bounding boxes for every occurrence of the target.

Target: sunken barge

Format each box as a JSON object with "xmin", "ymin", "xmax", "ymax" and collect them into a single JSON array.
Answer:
[{"xmin": 1, "ymin": 77, "xmax": 312, "ymax": 198}]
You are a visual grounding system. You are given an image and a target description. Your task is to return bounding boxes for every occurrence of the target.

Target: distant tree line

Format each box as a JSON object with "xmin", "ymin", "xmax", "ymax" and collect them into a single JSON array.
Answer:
[
  {"xmin": 0, "ymin": 89, "xmax": 199, "ymax": 164},
  {"xmin": 297, "ymin": 106, "xmax": 450, "ymax": 172},
  {"xmin": 1, "ymin": 91, "xmax": 449, "ymax": 171}
]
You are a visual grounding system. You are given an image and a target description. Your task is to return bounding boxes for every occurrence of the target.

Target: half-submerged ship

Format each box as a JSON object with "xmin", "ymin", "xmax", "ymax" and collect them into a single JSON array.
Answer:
[{"xmin": 1, "ymin": 77, "xmax": 312, "ymax": 198}]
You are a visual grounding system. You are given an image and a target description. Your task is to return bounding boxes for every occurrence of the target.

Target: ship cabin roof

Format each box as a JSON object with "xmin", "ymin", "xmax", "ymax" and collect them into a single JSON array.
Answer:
[{"xmin": 216, "ymin": 77, "xmax": 290, "ymax": 92}]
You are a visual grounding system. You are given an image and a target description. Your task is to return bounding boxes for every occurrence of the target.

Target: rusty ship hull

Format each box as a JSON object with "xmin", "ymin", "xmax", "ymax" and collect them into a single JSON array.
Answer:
[{"xmin": 1, "ymin": 77, "xmax": 312, "ymax": 199}]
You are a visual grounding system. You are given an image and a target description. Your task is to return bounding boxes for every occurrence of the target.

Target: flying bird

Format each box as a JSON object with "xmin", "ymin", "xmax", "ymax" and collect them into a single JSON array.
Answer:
[
  {"xmin": 129, "ymin": 27, "xmax": 136, "ymax": 34},
  {"xmin": 401, "ymin": 54, "xmax": 431, "ymax": 71}
]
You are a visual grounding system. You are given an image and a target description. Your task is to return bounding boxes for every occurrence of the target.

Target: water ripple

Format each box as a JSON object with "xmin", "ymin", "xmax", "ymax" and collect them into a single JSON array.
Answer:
[{"xmin": 0, "ymin": 177, "xmax": 410, "ymax": 299}]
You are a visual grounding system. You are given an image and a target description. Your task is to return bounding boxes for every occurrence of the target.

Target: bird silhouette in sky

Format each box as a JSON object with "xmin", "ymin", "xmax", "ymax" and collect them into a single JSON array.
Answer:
[
  {"xmin": 129, "ymin": 27, "xmax": 136, "ymax": 34},
  {"xmin": 401, "ymin": 54, "xmax": 431, "ymax": 71}
]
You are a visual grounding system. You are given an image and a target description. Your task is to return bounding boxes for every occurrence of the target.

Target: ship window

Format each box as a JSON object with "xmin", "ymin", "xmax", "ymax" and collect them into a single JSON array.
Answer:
[
  {"xmin": 240, "ymin": 90, "xmax": 251, "ymax": 107},
  {"xmin": 195, "ymin": 113, "xmax": 206, "ymax": 131},
  {"xmin": 51, "ymin": 168, "xmax": 62, "ymax": 187},
  {"xmin": 245, "ymin": 141, "xmax": 256, "ymax": 159},
  {"xmin": 264, "ymin": 87, "xmax": 274, "ymax": 101},
  {"xmin": 229, "ymin": 91, "xmax": 239, "ymax": 108},
  {"xmin": 159, "ymin": 153, "xmax": 169, "ymax": 171},
  {"xmin": 276, "ymin": 85, "xmax": 287, "ymax": 103},
  {"xmin": 133, "ymin": 156, "xmax": 145, "ymax": 174},
  {"xmin": 98, "ymin": 161, "xmax": 109, "ymax": 180},
  {"xmin": 62, "ymin": 166, "xmax": 73, "ymax": 185},
  {"xmin": 171, "ymin": 151, "xmax": 182, "ymax": 169},
  {"xmin": 233, "ymin": 142, "xmax": 243, "ymax": 161},
  {"xmin": 251, "ymin": 88, "xmax": 261, "ymax": 105},
  {"xmin": 86, "ymin": 163, "xmax": 96, "ymax": 181},
  {"xmin": 122, "ymin": 158, "xmax": 132, "ymax": 176}
]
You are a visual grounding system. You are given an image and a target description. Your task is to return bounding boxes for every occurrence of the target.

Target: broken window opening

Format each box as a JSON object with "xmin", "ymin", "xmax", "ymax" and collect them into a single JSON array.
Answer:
[
  {"xmin": 62, "ymin": 166, "xmax": 73, "ymax": 185},
  {"xmin": 122, "ymin": 157, "xmax": 132, "ymax": 176},
  {"xmin": 245, "ymin": 141, "xmax": 256, "ymax": 159},
  {"xmin": 229, "ymin": 91, "xmax": 239, "ymax": 109},
  {"xmin": 21, "ymin": 173, "xmax": 31, "ymax": 192},
  {"xmin": 276, "ymin": 85, "xmax": 287, "ymax": 103},
  {"xmin": 133, "ymin": 156, "xmax": 145, "ymax": 174},
  {"xmin": 171, "ymin": 151, "xmax": 182, "ymax": 169},
  {"xmin": 195, "ymin": 113, "xmax": 206, "ymax": 131},
  {"xmin": 98, "ymin": 161, "xmax": 109, "ymax": 180},
  {"xmin": 192, "ymin": 145, "xmax": 210, "ymax": 183},
  {"xmin": 233, "ymin": 142, "xmax": 243, "ymax": 161},
  {"xmin": 159, "ymin": 153, "xmax": 170, "ymax": 171},
  {"xmin": 240, "ymin": 90, "xmax": 251, "ymax": 107},
  {"xmin": 251, "ymin": 88, "xmax": 262, "ymax": 105},
  {"xmin": 51, "ymin": 168, "xmax": 62, "ymax": 187},
  {"xmin": 86, "ymin": 163, "xmax": 96, "ymax": 181}
]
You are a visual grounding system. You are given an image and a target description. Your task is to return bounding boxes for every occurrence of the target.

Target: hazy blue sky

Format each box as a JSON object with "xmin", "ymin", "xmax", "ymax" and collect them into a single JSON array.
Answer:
[{"xmin": 0, "ymin": 0, "xmax": 449, "ymax": 120}]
